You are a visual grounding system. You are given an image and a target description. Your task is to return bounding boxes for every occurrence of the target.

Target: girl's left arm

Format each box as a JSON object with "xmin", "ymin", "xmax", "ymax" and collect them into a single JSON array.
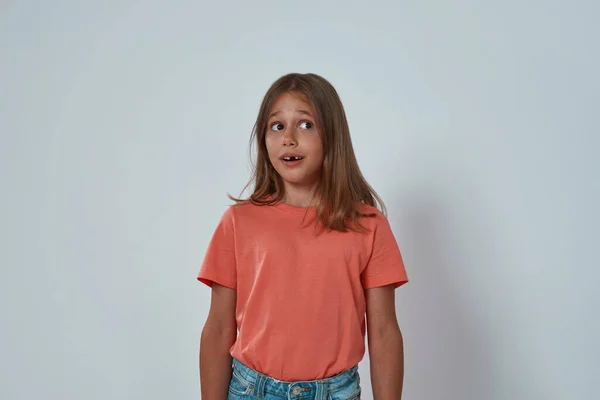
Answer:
[{"xmin": 365, "ymin": 284, "xmax": 404, "ymax": 400}]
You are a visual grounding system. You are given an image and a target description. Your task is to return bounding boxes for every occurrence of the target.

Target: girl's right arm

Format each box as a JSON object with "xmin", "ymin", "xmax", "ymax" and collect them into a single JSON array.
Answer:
[{"xmin": 199, "ymin": 282, "xmax": 237, "ymax": 400}]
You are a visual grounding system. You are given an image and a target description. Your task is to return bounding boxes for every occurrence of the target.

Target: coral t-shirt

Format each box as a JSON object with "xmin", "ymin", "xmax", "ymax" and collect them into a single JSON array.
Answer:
[{"xmin": 197, "ymin": 200, "xmax": 408, "ymax": 381}]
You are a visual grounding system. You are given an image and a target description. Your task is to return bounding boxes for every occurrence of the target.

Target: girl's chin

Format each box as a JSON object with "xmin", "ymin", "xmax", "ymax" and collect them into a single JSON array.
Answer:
[{"xmin": 275, "ymin": 167, "xmax": 321, "ymax": 186}]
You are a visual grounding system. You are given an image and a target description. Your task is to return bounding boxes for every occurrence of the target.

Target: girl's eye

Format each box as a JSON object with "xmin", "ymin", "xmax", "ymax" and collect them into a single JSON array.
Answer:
[
  {"xmin": 270, "ymin": 122, "xmax": 284, "ymax": 131},
  {"xmin": 299, "ymin": 121, "xmax": 313, "ymax": 129}
]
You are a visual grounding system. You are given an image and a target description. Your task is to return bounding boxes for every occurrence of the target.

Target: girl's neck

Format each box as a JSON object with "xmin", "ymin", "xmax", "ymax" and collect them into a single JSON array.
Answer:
[{"xmin": 280, "ymin": 186, "xmax": 318, "ymax": 208}]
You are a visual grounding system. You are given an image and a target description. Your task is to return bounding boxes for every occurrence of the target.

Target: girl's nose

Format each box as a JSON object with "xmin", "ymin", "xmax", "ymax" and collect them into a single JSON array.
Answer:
[{"xmin": 282, "ymin": 128, "xmax": 297, "ymax": 146}]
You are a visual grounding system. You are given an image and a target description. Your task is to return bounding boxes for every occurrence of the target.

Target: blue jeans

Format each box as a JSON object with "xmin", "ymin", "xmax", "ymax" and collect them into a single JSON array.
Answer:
[{"xmin": 228, "ymin": 358, "xmax": 362, "ymax": 400}]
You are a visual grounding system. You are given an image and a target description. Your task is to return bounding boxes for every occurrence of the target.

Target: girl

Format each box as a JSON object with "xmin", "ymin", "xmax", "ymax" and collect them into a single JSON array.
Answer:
[{"xmin": 198, "ymin": 73, "xmax": 408, "ymax": 400}]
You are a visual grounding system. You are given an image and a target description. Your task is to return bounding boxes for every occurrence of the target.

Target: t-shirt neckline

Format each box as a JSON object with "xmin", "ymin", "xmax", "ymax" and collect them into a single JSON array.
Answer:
[
  {"xmin": 267, "ymin": 195, "xmax": 317, "ymax": 215},
  {"xmin": 273, "ymin": 201, "xmax": 316, "ymax": 214}
]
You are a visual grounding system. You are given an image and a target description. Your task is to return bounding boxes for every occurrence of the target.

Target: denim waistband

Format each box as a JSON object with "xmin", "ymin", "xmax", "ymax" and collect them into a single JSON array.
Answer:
[{"xmin": 231, "ymin": 358, "xmax": 359, "ymax": 400}]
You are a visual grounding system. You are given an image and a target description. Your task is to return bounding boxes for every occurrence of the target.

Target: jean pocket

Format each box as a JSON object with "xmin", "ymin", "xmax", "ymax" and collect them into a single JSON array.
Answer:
[
  {"xmin": 328, "ymin": 371, "xmax": 361, "ymax": 400},
  {"xmin": 228, "ymin": 369, "xmax": 255, "ymax": 397}
]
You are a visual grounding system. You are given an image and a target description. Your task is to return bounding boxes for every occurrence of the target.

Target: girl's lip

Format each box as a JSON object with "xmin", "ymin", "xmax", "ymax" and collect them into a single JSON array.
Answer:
[
  {"xmin": 280, "ymin": 158, "xmax": 304, "ymax": 167},
  {"xmin": 279, "ymin": 154, "xmax": 304, "ymax": 160}
]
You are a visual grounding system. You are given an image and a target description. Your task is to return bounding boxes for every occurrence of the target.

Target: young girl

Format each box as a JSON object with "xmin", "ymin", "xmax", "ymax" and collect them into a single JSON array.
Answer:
[{"xmin": 198, "ymin": 73, "xmax": 408, "ymax": 400}]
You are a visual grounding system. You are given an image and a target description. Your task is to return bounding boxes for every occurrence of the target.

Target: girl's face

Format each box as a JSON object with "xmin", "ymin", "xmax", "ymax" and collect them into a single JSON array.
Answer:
[{"xmin": 265, "ymin": 91, "xmax": 324, "ymax": 195}]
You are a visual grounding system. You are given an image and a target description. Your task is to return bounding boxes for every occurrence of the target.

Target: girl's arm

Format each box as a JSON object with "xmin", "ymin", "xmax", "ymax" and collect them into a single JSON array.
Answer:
[
  {"xmin": 365, "ymin": 284, "xmax": 405, "ymax": 400},
  {"xmin": 199, "ymin": 283, "xmax": 237, "ymax": 400}
]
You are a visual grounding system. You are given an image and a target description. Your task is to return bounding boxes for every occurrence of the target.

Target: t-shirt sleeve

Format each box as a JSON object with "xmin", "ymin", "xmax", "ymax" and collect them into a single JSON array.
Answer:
[
  {"xmin": 197, "ymin": 207, "xmax": 237, "ymax": 290},
  {"xmin": 361, "ymin": 212, "xmax": 408, "ymax": 289}
]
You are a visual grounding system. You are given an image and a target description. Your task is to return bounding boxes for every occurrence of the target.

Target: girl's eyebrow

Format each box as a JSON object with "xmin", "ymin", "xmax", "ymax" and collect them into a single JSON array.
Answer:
[{"xmin": 268, "ymin": 110, "xmax": 313, "ymax": 118}]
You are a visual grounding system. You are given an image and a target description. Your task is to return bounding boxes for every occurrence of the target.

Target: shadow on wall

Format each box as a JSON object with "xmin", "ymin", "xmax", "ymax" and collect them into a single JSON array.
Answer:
[{"xmin": 391, "ymin": 195, "xmax": 493, "ymax": 400}]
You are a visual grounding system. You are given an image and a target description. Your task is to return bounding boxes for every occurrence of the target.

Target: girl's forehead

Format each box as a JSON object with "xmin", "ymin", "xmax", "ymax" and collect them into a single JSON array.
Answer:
[{"xmin": 269, "ymin": 91, "xmax": 314, "ymax": 114}]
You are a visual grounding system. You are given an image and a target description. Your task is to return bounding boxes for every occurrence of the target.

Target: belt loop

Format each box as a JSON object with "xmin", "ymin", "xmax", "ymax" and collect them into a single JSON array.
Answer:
[
  {"xmin": 315, "ymin": 382, "xmax": 328, "ymax": 400},
  {"xmin": 252, "ymin": 373, "xmax": 268, "ymax": 399}
]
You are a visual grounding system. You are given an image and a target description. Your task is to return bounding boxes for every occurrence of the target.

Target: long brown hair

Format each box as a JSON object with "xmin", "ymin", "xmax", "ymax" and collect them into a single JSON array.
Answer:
[{"xmin": 230, "ymin": 72, "xmax": 386, "ymax": 232}]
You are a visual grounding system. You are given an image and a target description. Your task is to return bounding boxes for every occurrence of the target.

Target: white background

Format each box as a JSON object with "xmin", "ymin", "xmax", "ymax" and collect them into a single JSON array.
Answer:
[{"xmin": 1, "ymin": 1, "xmax": 598, "ymax": 399}]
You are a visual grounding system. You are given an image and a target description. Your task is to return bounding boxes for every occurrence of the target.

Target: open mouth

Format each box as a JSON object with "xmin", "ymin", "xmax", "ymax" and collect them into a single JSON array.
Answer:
[
  {"xmin": 281, "ymin": 156, "xmax": 304, "ymax": 161},
  {"xmin": 280, "ymin": 155, "xmax": 305, "ymax": 167}
]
